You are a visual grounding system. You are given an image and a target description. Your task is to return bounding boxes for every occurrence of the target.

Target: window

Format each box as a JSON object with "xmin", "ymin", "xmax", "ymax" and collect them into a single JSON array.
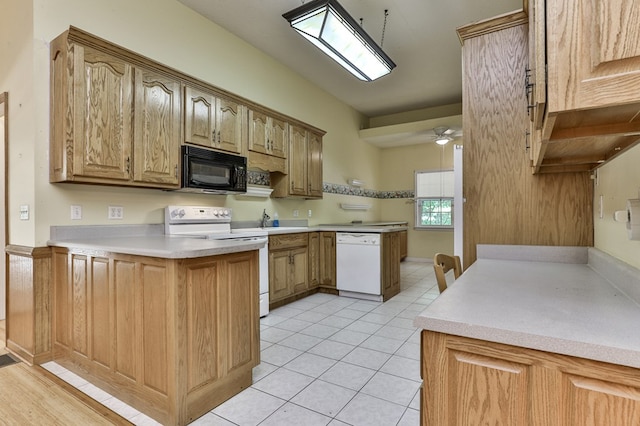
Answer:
[{"xmin": 415, "ymin": 170, "xmax": 454, "ymax": 229}]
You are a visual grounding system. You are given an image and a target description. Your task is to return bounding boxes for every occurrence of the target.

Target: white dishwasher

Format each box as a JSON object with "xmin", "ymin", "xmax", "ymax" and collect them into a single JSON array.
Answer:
[{"xmin": 336, "ymin": 232, "xmax": 382, "ymax": 301}]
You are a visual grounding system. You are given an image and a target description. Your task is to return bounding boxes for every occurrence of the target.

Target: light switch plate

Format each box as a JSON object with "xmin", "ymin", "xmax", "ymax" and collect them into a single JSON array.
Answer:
[
  {"xmin": 108, "ymin": 206, "xmax": 124, "ymax": 220},
  {"xmin": 71, "ymin": 205, "xmax": 82, "ymax": 220},
  {"xmin": 20, "ymin": 205, "xmax": 29, "ymax": 220}
]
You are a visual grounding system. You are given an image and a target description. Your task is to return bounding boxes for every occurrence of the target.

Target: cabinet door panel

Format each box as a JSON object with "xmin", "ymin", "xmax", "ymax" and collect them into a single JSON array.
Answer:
[
  {"xmin": 269, "ymin": 251, "xmax": 291, "ymax": 301},
  {"xmin": 308, "ymin": 132, "xmax": 323, "ymax": 197},
  {"xmin": 74, "ymin": 46, "xmax": 133, "ymax": 180},
  {"xmin": 71, "ymin": 254, "xmax": 88, "ymax": 356},
  {"xmin": 291, "ymin": 247, "xmax": 308, "ymax": 294},
  {"xmin": 319, "ymin": 232, "xmax": 335, "ymax": 288},
  {"xmin": 133, "ymin": 68, "xmax": 180, "ymax": 186},
  {"xmin": 269, "ymin": 117, "xmax": 288, "ymax": 159},
  {"xmin": 248, "ymin": 110, "xmax": 269, "ymax": 154},
  {"xmin": 186, "ymin": 260, "xmax": 220, "ymax": 391},
  {"xmin": 53, "ymin": 250, "xmax": 70, "ymax": 348},
  {"xmin": 225, "ymin": 253, "xmax": 258, "ymax": 372},
  {"xmin": 550, "ymin": 0, "xmax": 640, "ymax": 111},
  {"xmin": 217, "ymin": 98, "xmax": 243, "ymax": 154},
  {"xmin": 563, "ymin": 375, "xmax": 640, "ymax": 425},
  {"xmin": 184, "ymin": 86, "xmax": 216, "ymax": 148},
  {"xmin": 114, "ymin": 259, "xmax": 137, "ymax": 381},
  {"xmin": 140, "ymin": 263, "xmax": 169, "ymax": 395},
  {"xmin": 447, "ymin": 350, "xmax": 530, "ymax": 424},
  {"xmin": 90, "ymin": 257, "xmax": 111, "ymax": 368},
  {"xmin": 289, "ymin": 126, "xmax": 308, "ymax": 196}
]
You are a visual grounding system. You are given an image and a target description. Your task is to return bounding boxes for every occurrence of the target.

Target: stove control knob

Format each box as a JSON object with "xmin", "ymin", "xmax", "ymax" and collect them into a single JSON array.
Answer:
[
  {"xmin": 213, "ymin": 209, "xmax": 220, "ymax": 216},
  {"xmin": 223, "ymin": 209, "xmax": 230, "ymax": 217},
  {"xmin": 178, "ymin": 209, "xmax": 185, "ymax": 218}
]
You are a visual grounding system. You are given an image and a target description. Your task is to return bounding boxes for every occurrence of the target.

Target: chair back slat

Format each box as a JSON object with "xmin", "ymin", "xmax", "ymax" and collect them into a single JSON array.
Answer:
[{"xmin": 433, "ymin": 253, "xmax": 463, "ymax": 293}]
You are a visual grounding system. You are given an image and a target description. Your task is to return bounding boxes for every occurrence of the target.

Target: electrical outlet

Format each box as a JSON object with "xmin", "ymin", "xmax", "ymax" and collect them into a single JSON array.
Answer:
[
  {"xmin": 293, "ymin": 209, "xmax": 299, "ymax": 217},
  {"xmin": 20, "ymin": 205, "xmax": 29, "ymax": 220},
  {"xmin": 108, "ymin": 206, "xmax": 124, "ymax": 220},
  {"xmin": 308, "ymin": 209, "xmax": 312, "ymax": 217},
  {"xmin": 70, "ymin": 205, "xmax": 82, "ymax": 220}
]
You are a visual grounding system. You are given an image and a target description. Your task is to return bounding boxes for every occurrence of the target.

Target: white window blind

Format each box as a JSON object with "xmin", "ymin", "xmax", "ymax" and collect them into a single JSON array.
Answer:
[{"xmin": 416, "ymin": 170, "xmax": 454, "ymax": 198}]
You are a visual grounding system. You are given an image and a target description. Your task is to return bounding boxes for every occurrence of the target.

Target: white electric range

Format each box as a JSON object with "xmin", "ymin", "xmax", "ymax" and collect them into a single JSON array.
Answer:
[{"xmin": 164, "ymin": 205, "xmax": 269, "ymax": 317}]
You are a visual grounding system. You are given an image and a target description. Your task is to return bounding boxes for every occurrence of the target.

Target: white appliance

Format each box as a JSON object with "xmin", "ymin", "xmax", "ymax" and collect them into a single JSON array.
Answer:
[
  {"xmin": 164, "ymin": 206, "xmax": 270, "ymax": 317},
  {"xmin": 336, "ymin": 232, "xmax": 382, "ymax": 301}
]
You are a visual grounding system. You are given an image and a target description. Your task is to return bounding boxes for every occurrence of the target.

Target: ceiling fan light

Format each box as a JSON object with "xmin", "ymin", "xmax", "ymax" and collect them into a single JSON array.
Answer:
[
  {"xmin": 435, "ymin": 137, "xmax": 450, "ymax": 145},
  {"xmin": 283, "ymin": 0, "xmax": 396, "ymax": 81}
]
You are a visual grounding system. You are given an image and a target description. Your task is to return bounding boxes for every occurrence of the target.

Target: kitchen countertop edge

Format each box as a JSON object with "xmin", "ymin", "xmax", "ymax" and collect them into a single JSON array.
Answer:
[{"xmin": 413, "ymin": 245, "xmax": 640, "ymax": 369}]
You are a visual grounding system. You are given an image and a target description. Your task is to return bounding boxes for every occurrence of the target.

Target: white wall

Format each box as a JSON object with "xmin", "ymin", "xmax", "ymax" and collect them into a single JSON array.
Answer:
[
  {"xmin": 594, "ymin": 143, "xmax": 640, "ymax": 269},
  {"xmin": 1, "ymin": 0, "xmax": 387, "ymax": 247}
]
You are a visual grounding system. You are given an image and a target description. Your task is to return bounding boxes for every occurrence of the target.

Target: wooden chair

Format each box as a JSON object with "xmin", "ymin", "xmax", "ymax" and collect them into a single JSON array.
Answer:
[{"xmin": 433, "ymin": 253, "xmax": 462, "ymax": 293}]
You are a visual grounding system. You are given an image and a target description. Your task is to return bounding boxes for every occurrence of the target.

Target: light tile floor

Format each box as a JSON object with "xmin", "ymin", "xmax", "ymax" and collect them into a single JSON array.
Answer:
[{"xmin": 43, "ymin": 260, "xmax": 439, "ymax": 426}]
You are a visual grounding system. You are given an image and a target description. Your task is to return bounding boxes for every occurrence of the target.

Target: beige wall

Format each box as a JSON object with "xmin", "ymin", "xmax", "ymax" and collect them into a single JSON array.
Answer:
[
  {"xmin": 379, "ymin": 142, "xmax": 456, "ymax": 260},
  {"xmin": 3, "ymin": 0, "xmax": 388, "ymax": 247},
  {"xmin": 594, "ymin": 143, "xmax": 640, "ymax": 269},
  {"xmin": 0, "ymin": 0, "xmax": 458, "ymax": 260}
]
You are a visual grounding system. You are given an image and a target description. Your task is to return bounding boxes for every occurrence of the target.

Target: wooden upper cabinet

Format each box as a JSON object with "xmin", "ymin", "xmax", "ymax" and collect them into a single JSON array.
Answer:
[
  {"xmin": 133, "ymin": 68, "xmax": 181, "ymax": 186},
  {"xmin": 289, "ymin": 125, "xmax": 308, "ymax": 196},
  {"xmin": 548, "ymin": 0, "xmax": 640, "ymax": 112},
  {"xmin": 50, "ymin": 28, "xmax": 181, "ymax": 189},
  {"xmin": 248, "ymin": 109, "xmax": 287, "ymax": 158},
  {"xmin": 272, "ymin": 124, "xmax": 324, "ymax": 199},
  {"xmin": 51, "ymin": 43, "xmax": 134, "ymax": 182},
  {"xmin": 308, "ymin": 131, "xmax": 323, "ymax": 198},
  {"xmin": 184, "ymin": 85, "xmax": 244, "ymax": 155},
  {"xmin": 524, "ymin": 0, "xmax": 640, "ymax": 173}
]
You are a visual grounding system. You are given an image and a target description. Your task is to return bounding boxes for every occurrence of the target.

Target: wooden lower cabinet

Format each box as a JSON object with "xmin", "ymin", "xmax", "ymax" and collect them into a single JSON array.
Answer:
[
  {"xmin": 399, "ymin": 230, "xmax": 408, "ymax": 260},
  {"xmin": 420, "ymin": 331, "xmax": 640, "ymax": 425},
  {"xmin": 268, "ymin": 233, "xmax": 309, "ymax": 306},
  {"xmin": 51, "ymin": 247, "xmax": 259, "ymax": 425},
  {"xmin": 318, "ymin": 232, "xmax": 336, "ymax": 289},
  {"xmin": 381, "ymin": 232, "xmax": 401, "ymax": 301}
]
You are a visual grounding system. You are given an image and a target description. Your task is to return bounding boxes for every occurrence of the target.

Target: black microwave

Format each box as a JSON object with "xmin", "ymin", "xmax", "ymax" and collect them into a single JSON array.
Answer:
[{"xmin": 179, "ymin": 145, "xmax": 247, "ymax": 194}]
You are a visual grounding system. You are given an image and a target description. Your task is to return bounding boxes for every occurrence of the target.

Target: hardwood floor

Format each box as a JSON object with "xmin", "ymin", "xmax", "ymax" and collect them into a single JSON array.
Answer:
[{"xmin": 0, "ymin": 320, "xmax": 131, "ymax": 425}]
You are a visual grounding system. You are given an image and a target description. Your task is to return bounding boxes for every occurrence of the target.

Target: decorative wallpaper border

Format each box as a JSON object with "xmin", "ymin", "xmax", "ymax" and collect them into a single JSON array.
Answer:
[{"xmin": 247, "ymin": 171, "xmax": 413, "ymax": 199}]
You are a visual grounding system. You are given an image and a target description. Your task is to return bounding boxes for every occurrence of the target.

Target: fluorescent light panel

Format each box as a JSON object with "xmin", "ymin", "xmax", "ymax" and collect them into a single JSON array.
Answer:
[{"xmin": 283, "ymin": 0, "xmax": 396, "ymax": 81}]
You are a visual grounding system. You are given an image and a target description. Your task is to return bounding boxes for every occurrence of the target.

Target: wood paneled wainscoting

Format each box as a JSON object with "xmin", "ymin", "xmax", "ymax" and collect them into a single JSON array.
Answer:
[{"xmin": 6, "ymin": 245, "xmax": 52, "ymax": 365}]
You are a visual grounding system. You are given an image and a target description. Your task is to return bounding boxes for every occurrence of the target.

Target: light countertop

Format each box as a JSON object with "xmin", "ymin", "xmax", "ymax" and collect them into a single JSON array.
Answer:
[{"xmin": 413, "ymin": 245, "xmax": 640, "ymax": 369}]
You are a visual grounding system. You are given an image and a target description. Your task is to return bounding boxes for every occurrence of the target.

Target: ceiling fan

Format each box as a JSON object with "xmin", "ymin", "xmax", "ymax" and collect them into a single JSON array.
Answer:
[{"xmin": 428, "ymin": 126, "xmax": 463, "ymax": 145}]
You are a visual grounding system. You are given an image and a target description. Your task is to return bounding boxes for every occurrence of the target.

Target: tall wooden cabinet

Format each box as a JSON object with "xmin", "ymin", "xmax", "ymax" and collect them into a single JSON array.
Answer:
[
  {"xmin": 51, "ymin": 247, "xmax": 259, "ymax": 425},
  {"xmin": 184, "ymin": 85, "xmax": 244, "ymax": 155},
  {"xmin": 458, "ymin": 15, "xmax": 593, "ymax": 268},
  {"xmin": 50, "ymin": 29, "xmax": 181, "ymax": 189}
]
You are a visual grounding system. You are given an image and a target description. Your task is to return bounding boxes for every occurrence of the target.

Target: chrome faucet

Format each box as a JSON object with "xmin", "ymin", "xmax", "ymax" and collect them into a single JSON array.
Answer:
[{"xmin": 261, "ymin": 209, "xmax": 270, "ymax": 228}]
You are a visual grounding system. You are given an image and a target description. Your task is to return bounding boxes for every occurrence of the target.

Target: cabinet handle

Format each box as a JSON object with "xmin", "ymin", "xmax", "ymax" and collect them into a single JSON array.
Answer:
[
  {"xmin": 525, "ymin": 129, "xmax": 530, "ymax": 152},
  {"xmin": 126, "ymin": 157, "xmax": 130, "ymax": 173},
  {"xmin": 212, "ymin": 130, "xmax": 216, "ymax": 142},
  {"xmin": 174, "ymin": 165, "xmax": 178, "ymax": 178},
  {"xmin": 217, "ymin": 130, "xmax": 221, "ymax": 144}
]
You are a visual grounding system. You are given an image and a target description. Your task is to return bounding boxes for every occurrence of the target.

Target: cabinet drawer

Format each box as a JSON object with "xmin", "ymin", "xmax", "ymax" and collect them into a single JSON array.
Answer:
[{"xmin": 269, "ymin": 233, "xmax": 308, "ymax": 250}]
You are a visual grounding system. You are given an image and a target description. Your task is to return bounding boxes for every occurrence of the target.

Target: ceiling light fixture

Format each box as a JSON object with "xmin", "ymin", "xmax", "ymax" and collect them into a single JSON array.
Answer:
[
  {"xmin": 283, "ymin": 0, "xmax": 396, "ymax": 81},
  {"xmin": 435, "ymin": 136, "xmax": 452, "ymax": 145}
]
